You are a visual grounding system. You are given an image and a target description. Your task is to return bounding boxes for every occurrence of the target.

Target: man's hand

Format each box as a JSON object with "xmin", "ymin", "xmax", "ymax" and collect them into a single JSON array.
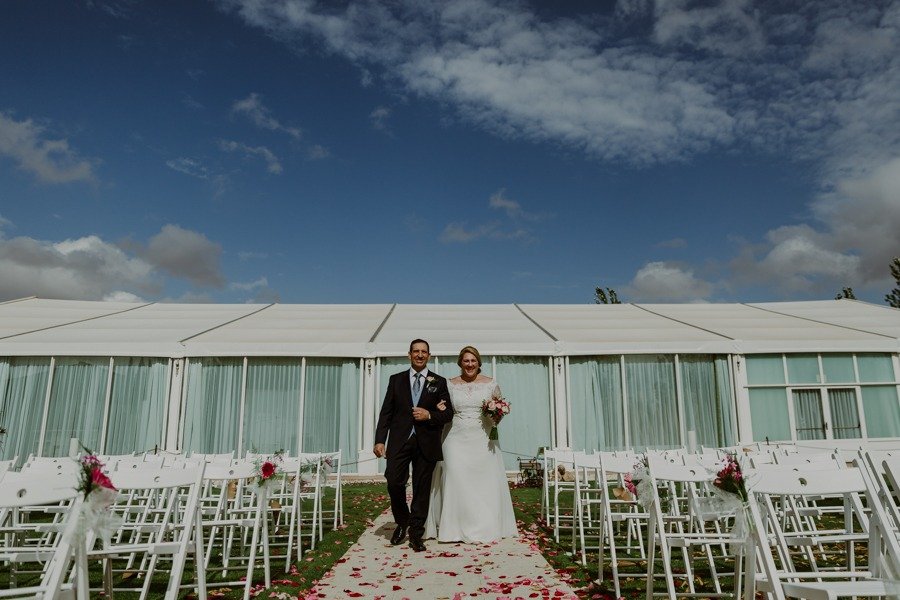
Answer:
[
  {"xmin": 373, "ymin": 443, "xmax": 386, "ymax": 458},
  {"xmin": 412, "ymin": 407, "xmax": 431, "ymax": 421}
]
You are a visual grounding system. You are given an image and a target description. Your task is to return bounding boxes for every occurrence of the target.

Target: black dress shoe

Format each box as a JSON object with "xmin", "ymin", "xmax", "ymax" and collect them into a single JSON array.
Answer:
[
  {"xmin": 390, "ymin": 525, "xmax": 407, "ymax": 545},
  {"xmin": 409, "ymin": 537, "xmax": 426, "ymax": 552}
]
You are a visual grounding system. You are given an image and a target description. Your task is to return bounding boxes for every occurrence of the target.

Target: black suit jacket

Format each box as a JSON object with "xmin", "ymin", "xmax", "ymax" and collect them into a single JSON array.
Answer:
[{"xmin": 375, "ymin": 370, "xmax": 453, "ymax": 462}]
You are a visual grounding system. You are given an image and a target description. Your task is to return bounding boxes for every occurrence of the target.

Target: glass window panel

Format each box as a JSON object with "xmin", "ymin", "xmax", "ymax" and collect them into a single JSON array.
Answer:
[
  {"xmin": 793, "ymin": 389, "xmax": 825, "ymax": 440},
  {"xmin": 105, "ymin": 357, "xmax": 168, "ymax": 455},
  {"xmin": 43, "ymin": 358, "xmax": 110, "ymax": 457},
  {"xmin": 625, "ymin": 355, "xmax": 679, "ymax": 450},
  {"xmin": 680, "ymin": 355, "xmax": 735, "ymax": 448},
  {"xmin": 787, "ymin": 354, "xmax": 820, "ymax": 384},
  {"xmin": 746, "ymin": 355, "xmax": 784, "ymax": 385},
  {"xmin": 822, "ymin": 355, "xmax": 855, "ymax": 384},
  {"xmin": 749, "ymin": 388, "xmax": 791, "ymax": 442},
  {"xmin": 303, "ymin": 358, "xmax": 360, "ymax": 472},
  {"xmin": 862, "ymin": 386, "xmax": 900, "ymax": 438},
  {"xmin": 858, "ymin": 354, "xmax": 896, "ymax": 383},
  {"xmin": 827, "ymin": 388, "xmax": 861, "ymax": 439},
  {"xmin": 493, "ymin": 357, "xmax": 553, "ymax": 469},
  {"xmin": 243, "ymin": 358, "xmax": 301, "ymax": 455},
  {"xmin": 569, "ymin": 356, "xmax": 624, "ymax": 451},
  {"xmin": 0, "ymin": 357, "xmax": 50, "ymax": 462},
  {"xmin": 181, "ymin": 358, "xmax": 242, "ymax": 454}
]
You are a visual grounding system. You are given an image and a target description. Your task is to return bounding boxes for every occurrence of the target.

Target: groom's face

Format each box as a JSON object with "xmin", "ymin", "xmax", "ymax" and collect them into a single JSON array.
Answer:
[{"xmin": 408, "ymin": 342, "xmax": 430, "ymax": 372}]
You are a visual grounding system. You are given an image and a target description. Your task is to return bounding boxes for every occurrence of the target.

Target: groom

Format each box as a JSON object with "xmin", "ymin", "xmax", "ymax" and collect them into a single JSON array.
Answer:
[{"xmin": 373, "ymin": 338, "xmax": 453, "ymax": 552}]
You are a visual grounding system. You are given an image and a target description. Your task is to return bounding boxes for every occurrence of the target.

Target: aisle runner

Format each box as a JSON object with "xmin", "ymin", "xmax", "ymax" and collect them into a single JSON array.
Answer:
[{"xmin": 305, "ymin": 509, "xmax": 579, "ymax": 600}]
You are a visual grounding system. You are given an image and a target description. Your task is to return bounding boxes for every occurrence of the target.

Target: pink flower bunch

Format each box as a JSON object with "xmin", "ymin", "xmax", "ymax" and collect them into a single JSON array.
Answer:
[
  {"xmin": 77, "ymin": 451, "xmax": 116, "ymax": 498},
  {"xmin": 254, "ymin": 450, "xmax": 284, "ymax": 488},
  {"xmin": 623, "ymin": 473, "xmax": 637, "ymax": 496},
  {"xmin": 481, "ymin": 392, "xmax": 511, "ymax": 441},
  {"xmin": 713, "ymin": 453, "xmax": 748, "ymax": 502}
]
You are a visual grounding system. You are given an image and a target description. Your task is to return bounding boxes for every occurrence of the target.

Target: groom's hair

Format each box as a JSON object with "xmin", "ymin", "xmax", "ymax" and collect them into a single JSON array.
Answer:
[{"xmin": 409, "ymin": 338, "xmax": 430, "ymax": 353}]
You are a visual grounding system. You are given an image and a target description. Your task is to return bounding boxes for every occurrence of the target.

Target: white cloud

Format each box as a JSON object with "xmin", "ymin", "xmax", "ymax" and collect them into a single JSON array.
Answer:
[
  {"xmin": 232, "ymin": 93, "xmax": 302, "ymax": 140},
  {"xmin": 0, "ymin": 223, "xmax": 227, "ymax": 302},
  {"xmin": 229, "ymin": 276, "xmax": 268, "ymax": 291},
  {"xmin": 0, "ymin": 112, "xmax": 96, "ymax": 184},
  {"xmin": 0, "ymin": 234, "xmax": 158, "ymax": 301},
  {"xmin": 165, "ymin": 157, "xmax": 209, "ymax": 179},
  {"xmin": 306, "ymin": 144, "xmax": 331, "ymax": 159},
  {"xmin": 102, "ymin": 290, "xmax": 145, "ymax": 302},
  {"xmin": 142, "ymin": 224, "xmax": 225, "ymax": 288},
  {"xmin": 439, "ymin": 222, "xmax": 528, "ymax": 243},
  {"xmin": 657, "ymin": 238, "xmax": 687, "ymax": 249},
  {"xmin": 370, "ymin": 105, "xmax": 391, "ymax": 131},
  {"xmin": 219, "ymin": 1, "xmax": 898, "ymax": 173},
  {"xmin": 219, "ymin": 140, "xmax": 283, "ymax": 173},
  {"xmin": 625, "ymin": 261, "xmax": 714, "ymax": 302},
  {"xmin": 441, "ymin": 189, "xmax": 542, "ymax": 243}
]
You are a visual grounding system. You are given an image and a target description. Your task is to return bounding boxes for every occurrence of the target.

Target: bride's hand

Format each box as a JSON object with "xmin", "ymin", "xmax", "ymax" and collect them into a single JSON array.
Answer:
[{"xmin": 436, "ymin": 400, "xmax": 447, "ymax": 411}]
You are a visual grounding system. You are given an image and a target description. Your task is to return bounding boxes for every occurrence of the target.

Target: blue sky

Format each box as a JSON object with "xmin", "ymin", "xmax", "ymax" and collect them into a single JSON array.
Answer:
[{"xmin": 0, "ymin": 0, "xmax": 898, "ymax": 304}]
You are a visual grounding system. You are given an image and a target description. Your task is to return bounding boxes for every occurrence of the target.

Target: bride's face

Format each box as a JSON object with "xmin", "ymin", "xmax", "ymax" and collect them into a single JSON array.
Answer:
[{"xmin": 460, "ymin": 352, "xmax": 479, "ymax": 378}]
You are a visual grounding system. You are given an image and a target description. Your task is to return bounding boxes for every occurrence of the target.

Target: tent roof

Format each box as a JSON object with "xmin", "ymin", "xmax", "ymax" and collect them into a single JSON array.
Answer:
[{"xmin": 0, "ymin": 297, "xmax": 896, "ymax": 357}]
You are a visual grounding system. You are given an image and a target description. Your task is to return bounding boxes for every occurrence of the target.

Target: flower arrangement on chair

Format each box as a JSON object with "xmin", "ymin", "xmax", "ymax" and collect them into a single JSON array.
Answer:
[{"xmin": 72, "ymin": 447, "xmax": 121, "ymax": 545}]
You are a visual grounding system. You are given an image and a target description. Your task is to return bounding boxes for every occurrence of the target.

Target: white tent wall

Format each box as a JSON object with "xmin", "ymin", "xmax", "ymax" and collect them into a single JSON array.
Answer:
[{"xmin": 1, "ymin": 298, "xmax": 899, "ymax": 471}]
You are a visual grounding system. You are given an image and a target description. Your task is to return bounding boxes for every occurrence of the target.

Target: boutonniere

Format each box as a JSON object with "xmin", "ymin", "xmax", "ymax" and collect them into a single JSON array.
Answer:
[{"xmin": 426, "ymin": 376, "xmax": 437, "ymax": 392}]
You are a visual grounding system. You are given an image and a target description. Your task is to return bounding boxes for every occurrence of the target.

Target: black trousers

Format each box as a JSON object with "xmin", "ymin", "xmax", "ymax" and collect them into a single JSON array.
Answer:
[{"xmin": 384, "ymin": 434, "xmax": 436, "ymax": 540}]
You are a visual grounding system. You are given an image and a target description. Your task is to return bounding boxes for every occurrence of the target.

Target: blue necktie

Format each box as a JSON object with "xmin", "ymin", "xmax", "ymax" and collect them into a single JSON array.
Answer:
[{"xmin": 413, "ymin": 373, "xmax": 422, "ymax": 406}]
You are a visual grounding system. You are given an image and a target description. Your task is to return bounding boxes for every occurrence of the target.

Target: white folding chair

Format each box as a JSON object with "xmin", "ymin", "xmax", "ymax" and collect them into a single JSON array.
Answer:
[
  {"xmin": 748, "ymin": 465, "xmax": 896, "ymax": 599},
  {"xmin": 76, "ymin": 465, "xmax": 207, "ymax": 600},
  {"xmin": 644, "ymin": 456, "xmax": 745, "ymax": 600},
  {"xmin": 200, "ymin": 463, "xmax": 272, "ymax": 600},
  {"xmin": 542, "ymin": 449, "xmax": 576, "ymax": 543},
  {"xmin": 318, "ymin": 451, "xmax": 343, "ymax": 530},
  {"xmin": 0, "ymin": 472, "xmax": 83, "ymax": 599}
]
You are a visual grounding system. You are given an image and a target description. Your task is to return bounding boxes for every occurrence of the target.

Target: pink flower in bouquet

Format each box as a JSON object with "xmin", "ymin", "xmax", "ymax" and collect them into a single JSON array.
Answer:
[
  {"xmin": 624, "ymin": 473, "xmax": 637, "ymax": 496},
  {"xmin": 261, "ymin": 461, "xmax": 276, "ymax": 480},
  {"xmin": 91, "ymin": 467, "xmax": 116, "ymax": 491},
  {"xmin": 481, "ymin": 394, "xmax": 511, "ymax": 441},
  {"xmin": 713, "ymin": 454, "xmax": 748, "ymax": 502}
]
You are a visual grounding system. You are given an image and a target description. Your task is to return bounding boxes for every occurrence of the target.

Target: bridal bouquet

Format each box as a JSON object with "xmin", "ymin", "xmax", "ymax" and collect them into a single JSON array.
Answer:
[{"xmin": 481, "ymin": 390, "xmax": 510, "ymax": 441}]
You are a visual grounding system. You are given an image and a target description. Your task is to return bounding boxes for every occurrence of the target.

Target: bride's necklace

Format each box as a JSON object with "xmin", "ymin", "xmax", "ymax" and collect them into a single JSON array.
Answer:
[{"xmin": 459, "ymin": 374, "xmax": 478, "ymax": 383}]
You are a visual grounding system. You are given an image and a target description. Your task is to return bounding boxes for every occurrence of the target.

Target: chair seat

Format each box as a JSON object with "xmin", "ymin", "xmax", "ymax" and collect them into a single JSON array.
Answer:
[{"xmin": 780, "ymin": 579, "xmax": 892, "ymax": 600}]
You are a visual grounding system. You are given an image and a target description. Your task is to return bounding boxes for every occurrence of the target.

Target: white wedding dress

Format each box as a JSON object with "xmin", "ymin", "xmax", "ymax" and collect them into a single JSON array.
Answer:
[{"xmin": 425, "ymin": 379, "xmax": 517, "ymax": 542}]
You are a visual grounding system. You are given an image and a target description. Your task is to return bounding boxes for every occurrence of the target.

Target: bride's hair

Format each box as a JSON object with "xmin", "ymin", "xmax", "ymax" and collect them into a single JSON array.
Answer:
[{"xmin": 457, "ymin": 345, "xmax": 482, "ymax": 374}]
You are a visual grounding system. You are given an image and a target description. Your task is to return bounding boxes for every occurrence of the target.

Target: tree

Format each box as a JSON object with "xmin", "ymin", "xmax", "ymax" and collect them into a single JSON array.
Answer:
[
  {"xmin": 594, "ymin": 287, "xmax": 621, "ymax": 304},
  {"xmin": 887, "ymin": 257, "xmax": 900, "ymax": 308},
  {"xmin": 834, "ymin": 287, "xmax": 856, "ymax": 300}
]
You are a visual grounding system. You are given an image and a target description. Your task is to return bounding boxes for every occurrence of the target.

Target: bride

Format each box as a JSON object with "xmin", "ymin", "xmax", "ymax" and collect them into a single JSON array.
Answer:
[{"xmin": 425, "ymin": 345, "xmax": 517, "ymax": 542}]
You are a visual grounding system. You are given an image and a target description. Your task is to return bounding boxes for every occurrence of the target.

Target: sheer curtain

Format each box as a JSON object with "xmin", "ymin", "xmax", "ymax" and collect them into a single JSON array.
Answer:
[
  {"xmin": 625, "ymin": 355, "xmax": 679, "ymax": 450},
  {"xmin": 0, "ymin": 357, "xmax": 50, "ymax": 461},
  {"xmin": 181, "ymin": 358, "xmax": 242, "ymax": 454},
  {"xmin": 43, "ymin": 358, "xmax": 109, "ymax": 456},
  {"xmin": 105, "ymin": 357, "xmax": 168, "ymax": 455},
  {"xmin": 792, "ymin": 389, "xmax": 824, "ymax": 440},
  {"xmin": 568, "ymin": 356, "xmax": 624, "ymax": 451},
  {"xmin": 303, "ymin": 359, "xmax": 359, "ymax": 471},
  {"xmin": 493, "ymin": 356, "xmax": 552, "ymax": 469},
  {"xmin": 243, "ymin": 358, "xmax": 301, "ymax": 455},
  {"xmin": 827, "ymin": 388, "xmax": 861, "ymax": 439},
  {"xmin": 680, "ymin": 355, "xmax": 735, "ymax": 447},
  {"xmin": 862, "ymin": 386, "xmax": 900, "ymax": 438}
]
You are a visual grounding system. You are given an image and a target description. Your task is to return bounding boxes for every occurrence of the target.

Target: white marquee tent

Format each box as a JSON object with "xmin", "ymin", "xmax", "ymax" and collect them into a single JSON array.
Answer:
[{"xmin": 1, "ymin": 297, "xmax": 898, "ymax": 473}]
